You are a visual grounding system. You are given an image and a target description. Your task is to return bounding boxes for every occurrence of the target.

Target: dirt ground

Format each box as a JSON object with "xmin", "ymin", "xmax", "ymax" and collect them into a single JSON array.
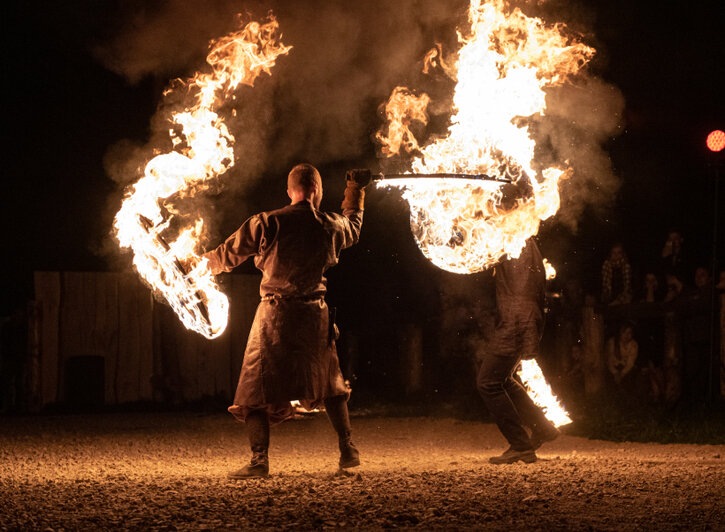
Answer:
[{"xmin": 0, "ymin": 412, "xmax": 723, "ymax": 531}]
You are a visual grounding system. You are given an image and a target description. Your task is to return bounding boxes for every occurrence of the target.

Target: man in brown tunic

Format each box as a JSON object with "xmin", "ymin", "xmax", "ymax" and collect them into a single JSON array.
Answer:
[{"xmin": 204, "ymin": 163, "xmax": 371, "ymax": 479}]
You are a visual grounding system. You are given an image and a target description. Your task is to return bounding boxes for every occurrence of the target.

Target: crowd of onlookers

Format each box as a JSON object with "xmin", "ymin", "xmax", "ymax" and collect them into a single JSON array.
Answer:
[{"xmin": 555, "ymin": 229, "xmax": 724, "ymax": 406}]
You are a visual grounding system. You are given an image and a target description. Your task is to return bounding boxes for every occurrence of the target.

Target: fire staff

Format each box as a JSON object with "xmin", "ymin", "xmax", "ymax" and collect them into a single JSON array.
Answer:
[
  {"xmin": 204, "ymin": 164, "xmax": 371, "ymax": 479},
  {"xmin": 477, "ymin": 238, "xmax": 560, "ymax": 464}
]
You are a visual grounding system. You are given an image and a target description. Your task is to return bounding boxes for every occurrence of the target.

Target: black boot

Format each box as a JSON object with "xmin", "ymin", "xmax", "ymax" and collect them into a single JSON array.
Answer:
[
  {"xmin": 228, "ymin": 410, "xmax": 270, "ymax": 480},
  {"xmin": 489, "ymin": 447, "xmax": 537, "ymax": 465},
  {"xmin": 228, "ymin": 447, "xmax": 269, "ymax": 479},
  {"xmin": 324, "ymin": 395, "xmax": 361, "ymax": 469},
  {"xmin": 530, "ymin": 423, "xmax": 560, "ymax": 450}
]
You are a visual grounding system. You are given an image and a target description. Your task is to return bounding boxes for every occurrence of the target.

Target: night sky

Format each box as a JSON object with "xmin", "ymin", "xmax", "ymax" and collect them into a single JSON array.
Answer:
[{"xmin": 3, "ymin": 0, "xmax": 724, "ymax": 316}]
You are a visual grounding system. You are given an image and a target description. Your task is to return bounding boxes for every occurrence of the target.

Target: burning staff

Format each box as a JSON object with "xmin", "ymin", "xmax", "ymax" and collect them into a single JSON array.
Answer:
[
  {"xmin": 202, "ymin": 165, "xmax": 370, "ymax": 479},
  {"xmin": 114, "ymin": 15, "xmax": 291, "ymax": 339}
]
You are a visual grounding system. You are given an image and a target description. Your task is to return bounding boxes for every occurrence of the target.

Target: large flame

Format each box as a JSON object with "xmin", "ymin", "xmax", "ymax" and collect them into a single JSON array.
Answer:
[
  {"xmin": 377, "ymin": 0, "xmax": 582, "ymax": 424},
  {"xmin": 114, "ymin": 15, "xmax": 291, "ymax": 339},
  {"xmin": 376, "ymin": 0, "xmax": 593, "ymax": 273},
  {"xmin": 518, "ymin": 359, "xmax": 572, "ymax": 427}
]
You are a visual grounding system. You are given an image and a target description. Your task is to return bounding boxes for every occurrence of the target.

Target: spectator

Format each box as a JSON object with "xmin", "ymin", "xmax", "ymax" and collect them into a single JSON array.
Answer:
[
  {"xmin": 661, "ymin": 230, "xmax": 688, "ymax": 281},
  {"xmin": 693, "ymin": 266, "xmax": 711, "ymax": 290},
  {"xmin": 640, "ymin": 272, "xmax": 661, "ymax": 303},
  {"xmin": 562, "ymin": 343, "xmax": 584, "ymax": 398},
  {"xmin": 601, "ymin": 243, "xmax": 632, "ymax": 305},
  {"xmin": 606, "ymin": 323, "xmax": 639, "ymax": 386},
  {"xmin": 664, "ymin": 273, "xmax": 683, "ymax": 302}
]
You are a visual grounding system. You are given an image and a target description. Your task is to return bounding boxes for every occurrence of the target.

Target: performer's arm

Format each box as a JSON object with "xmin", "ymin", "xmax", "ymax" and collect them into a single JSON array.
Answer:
[
  {"xmin": 339, "ymin": 168, "xmax": 371, "ymax": 248},
  {"xmin": 203, "ymin": 214, "xmax": 265, "ymax": 275}
]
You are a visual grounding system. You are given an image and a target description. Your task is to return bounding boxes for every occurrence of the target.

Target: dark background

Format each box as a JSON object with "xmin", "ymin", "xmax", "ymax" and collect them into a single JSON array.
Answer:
[{"xmin": 3, "ymin": 0, "xmax": 724, "ymax": 408}]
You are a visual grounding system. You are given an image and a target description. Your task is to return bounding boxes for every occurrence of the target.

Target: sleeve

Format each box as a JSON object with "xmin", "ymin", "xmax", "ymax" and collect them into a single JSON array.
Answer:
[
  {"xmin": 203, "ymin": 214, "xmax": 266, "ymax": 275},
  {"xmin": 339, "ymin": 208, "xmax": 364, "ymax": 249},
  {"xmin": 337, "ymin": 180, "xmax": 365, "ymax": 249}
]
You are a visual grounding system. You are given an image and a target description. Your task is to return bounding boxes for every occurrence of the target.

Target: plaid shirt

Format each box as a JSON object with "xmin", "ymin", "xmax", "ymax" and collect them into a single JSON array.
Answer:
[{"xmin": 601, "ymin": 258, "xmax": 632, "ymax": 305}]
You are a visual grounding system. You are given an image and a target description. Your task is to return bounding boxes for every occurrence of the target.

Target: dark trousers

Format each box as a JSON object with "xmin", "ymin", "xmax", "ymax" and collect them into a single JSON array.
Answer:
[{"xmin": 477, "ymin": 354, "xmax": 550, "ymax": 451}]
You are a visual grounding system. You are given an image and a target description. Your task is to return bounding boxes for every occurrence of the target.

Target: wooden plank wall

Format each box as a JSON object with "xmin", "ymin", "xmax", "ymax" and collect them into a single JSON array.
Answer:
[{"xmin": 33, "ymin": 271, "xmax": 260, "ymax": 407}]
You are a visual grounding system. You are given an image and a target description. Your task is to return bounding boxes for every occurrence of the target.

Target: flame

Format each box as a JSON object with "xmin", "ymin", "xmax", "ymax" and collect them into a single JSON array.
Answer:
[
  {"xmin": 518, "ymin": 359, "xmax": 572, "ymax": 427},
  {"xmin": 114, "ymin": 15, "xmax": 291, "ymax": 339},
  {"xmin": 376, "ymin": 0, "xmax": 593, "ymax": 273},
  {"xmin": 543, "ymin": 258, "xmax": 556, "ymax": 280}
]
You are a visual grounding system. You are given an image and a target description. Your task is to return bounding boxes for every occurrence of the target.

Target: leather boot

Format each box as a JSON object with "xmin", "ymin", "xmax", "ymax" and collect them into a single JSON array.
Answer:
[
  {"xmin": 324, "ymin": 395, "xmax": 361, "ymax": 469},
  {"xmin": 489, "ymin": 447, "xmax": 537, "ymax": 465},
  {"xmin": 338, "ymin": 432, "xmax": 360, "ymax": 469},
  {"xmin": 228, "ymin": 410, "xmax": 270, "ymax": 480},
  {"xmin": 228, "ymin": 447, "xmax": 269, "ymax": 479}
]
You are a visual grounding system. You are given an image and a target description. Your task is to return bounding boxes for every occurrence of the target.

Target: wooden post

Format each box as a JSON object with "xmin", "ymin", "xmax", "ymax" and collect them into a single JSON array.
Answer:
[
  {"xmin": 399, "ymin": 323, "xmax": 423, "ymax": 396},
  {"xmin": 718, "ymin": 293, "xmax": 725, "ymax": 398},
  {"xmin": 581, "ymin": 304, "xmax": 604, "ymax": 396},
  {"xmin": 26, "ymin": 301, "xmax": 42, "ymax": 412},
  {"xmin": 117, "ymin": 274, "xmax": 154, "ymax": 403},
  {"xmin": 33, "ymin": 272, "xmax": 61, "ymax": 406}
]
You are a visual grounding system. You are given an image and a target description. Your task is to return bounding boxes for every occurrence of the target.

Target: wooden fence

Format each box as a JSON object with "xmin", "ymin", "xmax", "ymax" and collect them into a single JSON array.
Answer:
[{"xmin": 30, "ymin": 271, "xmax": 260, "ymax": 408}]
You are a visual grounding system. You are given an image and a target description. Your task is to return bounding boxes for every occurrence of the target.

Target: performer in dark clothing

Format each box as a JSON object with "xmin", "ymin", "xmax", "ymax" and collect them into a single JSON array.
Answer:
[
  {"xmin": 477, "ymin": 238, "xmax": 560, "ymax": 464},
  {"xmin": 204, "ymin": 164, "xmax": 371, "ymax": 479}
]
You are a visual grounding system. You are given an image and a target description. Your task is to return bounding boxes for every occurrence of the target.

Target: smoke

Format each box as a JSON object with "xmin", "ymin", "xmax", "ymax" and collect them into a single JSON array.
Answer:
[
  {"xmin": 536, "ymin": 77, "xmax": 624, "ymax": 231},
  {"xmin": 98, "ymin": 0, "xmax": 621, "ymax": 262},
  {"xmin": 97, "ymin": 0, "xmax": 467, "ymax": 254}
]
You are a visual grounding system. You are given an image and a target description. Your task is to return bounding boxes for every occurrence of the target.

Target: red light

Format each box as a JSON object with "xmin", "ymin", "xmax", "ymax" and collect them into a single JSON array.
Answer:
[{"xmin": 706, "ymin": 129, "xmax": 725, "ymax": 152}]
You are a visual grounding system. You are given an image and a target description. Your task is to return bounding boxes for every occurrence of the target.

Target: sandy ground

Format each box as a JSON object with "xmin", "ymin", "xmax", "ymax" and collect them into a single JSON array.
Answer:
[{"xmin": 0, "ymin": 412, "xmax": 723, "ymax": 531}]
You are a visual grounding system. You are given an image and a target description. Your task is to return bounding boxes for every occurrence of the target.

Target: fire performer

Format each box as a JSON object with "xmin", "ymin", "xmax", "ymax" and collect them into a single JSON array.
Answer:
[
  {"xmin": 477, "ymin": 237, "xmax": 561, "ymax": 464},
  {"xmin": 203, "ymin": 164, "xmax": 371, "ymax": 479}
]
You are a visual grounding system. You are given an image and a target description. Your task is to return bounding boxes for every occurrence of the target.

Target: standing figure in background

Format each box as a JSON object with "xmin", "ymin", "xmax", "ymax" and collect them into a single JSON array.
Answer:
[
  {"xmin": 204, "ymin": 164, "xmax": 371, "ymax": 479},
  {"xmin": 661, "ymin": 229, "xmax": 688, "ymax": 281},
  {"xmin": 606, "ymin": 322, "xmax": 639, "ymax": 386},
  {"xmin": 477, "ymin": 238, "xmax": 560, "ymax": 465},
  {"xmin": 664, "ymin": 273, "xmax": 684, "ymax": 302},
  {"xmin": 641, "ymin": 272, "xmax": 661, "ymax": 303},
  {"xmin": 601, "ymin": 243, "xmax": 632, "ymax": 306}
]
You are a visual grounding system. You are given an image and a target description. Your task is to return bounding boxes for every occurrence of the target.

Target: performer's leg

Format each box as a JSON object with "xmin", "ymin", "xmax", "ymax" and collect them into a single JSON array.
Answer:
[
  {"xmin": 324, "ymin": 395, "xmax": 360, "ymax": 469},
  {"xmin": 505, "ymin": 373, "xmax": 559, "ymax": 448},
  {"xmin": 228, "ymin": 408, "xmax": 269, "ymax": 479},
  {"xmin": 246, "ymin": 409, "xmax": 270, "ymax": 459},
  {"xmin": 477, "ymin": 355, "xmax": 533, "ymax": 453}
]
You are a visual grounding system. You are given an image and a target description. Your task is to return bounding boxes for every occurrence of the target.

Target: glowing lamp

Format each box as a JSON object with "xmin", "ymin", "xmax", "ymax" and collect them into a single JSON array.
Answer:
[{"xmin": 706, "ymin": 129, "xmax": 725, "ymax": 152}]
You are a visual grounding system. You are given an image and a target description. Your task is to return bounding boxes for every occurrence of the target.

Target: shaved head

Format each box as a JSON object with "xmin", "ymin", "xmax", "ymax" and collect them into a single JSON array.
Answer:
[
  {"xmin": 287, "ymin": 163, "xmax": 323, "ymax": 208},
  {"xmin": 288, "ymin": 163, "xmax": 321, "ymax": 194}
]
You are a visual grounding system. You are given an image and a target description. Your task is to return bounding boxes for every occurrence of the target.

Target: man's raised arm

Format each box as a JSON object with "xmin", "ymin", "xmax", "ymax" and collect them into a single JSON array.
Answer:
[
  {"xmin": 339, "ymin": 168, "xmax": 371, "ymax": 247},
  {"xmin": 203, "ymin": 215, "xmax": 265, "ymax": 275}
]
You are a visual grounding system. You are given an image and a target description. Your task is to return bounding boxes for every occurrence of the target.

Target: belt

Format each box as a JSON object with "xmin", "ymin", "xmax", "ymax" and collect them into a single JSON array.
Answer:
[{"xmin": 261, "ymin": 294, "xmax": 325, "ymax": 302}]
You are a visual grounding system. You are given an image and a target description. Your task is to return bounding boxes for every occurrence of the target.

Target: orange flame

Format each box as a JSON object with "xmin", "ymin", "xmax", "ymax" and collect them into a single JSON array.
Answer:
[
  {"xmin": 518, "ymin": 359, "xmax": 572, "ymax": 427},
  {"xmin": 376, "ymin": 0, "xmax": 593, "ymax": 273},
  {"xmin": 543, "ymin": 258, "xmax": 556, "ymax": 280},
  {"xmin": 114, "ymin": 15, "xmax": 291, "ymax": 339}
]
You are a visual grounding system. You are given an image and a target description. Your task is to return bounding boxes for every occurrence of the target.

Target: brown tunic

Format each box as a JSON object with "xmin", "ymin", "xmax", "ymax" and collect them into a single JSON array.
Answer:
[{"xmin": 205, "ymin": 201, "xmax": 363, "ymax": 423}]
